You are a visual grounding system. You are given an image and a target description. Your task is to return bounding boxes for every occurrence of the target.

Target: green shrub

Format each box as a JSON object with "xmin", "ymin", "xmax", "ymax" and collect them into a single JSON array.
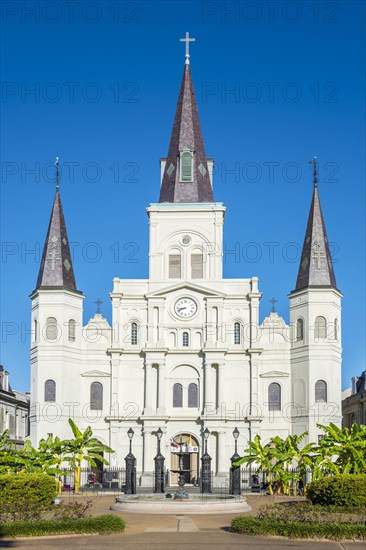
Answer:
[
  {"xmin": 0, "ymin": 473, "xmax": 56, "ymax": 521},
  {"xmin": 307, "ymin": 474, "xmax": 366, "ymax": 507},
  {"xmin": 257, "ymin": 502, "xmax": 365, "ymax": 523},
  {"xmin": 0, "ymin": 515, "xmax": 126, "ymax": 538},
  {"xmin": 52, "ymin": 499, "xmax": 93, "ymax": 520},
  {"xmin": 231, "ymin": 516, "xmax": 366, "ymax": 541}
]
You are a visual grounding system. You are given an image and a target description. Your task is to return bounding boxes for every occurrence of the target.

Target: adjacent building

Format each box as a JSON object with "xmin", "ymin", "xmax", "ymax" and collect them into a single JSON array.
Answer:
[
  {"xmin": 342, "ymin": 372, "xmax": 366, "ymax": 428},
  {"xmin": 0, "ymin": 365, "xmax": 30, "ymax": 447}
]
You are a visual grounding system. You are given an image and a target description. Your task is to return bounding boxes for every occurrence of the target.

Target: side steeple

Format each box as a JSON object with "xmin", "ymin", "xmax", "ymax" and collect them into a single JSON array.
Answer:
[
  {"xmin": 35, "ymin": 158, "xmax": 77, "ymax": 291},
  {"xmin": 159, "ymin": 33, "xmax": 214, "ymax": 203},
  {"xmin": 295, "ymin": 157, "xmax": 337, "ymax": 291}
]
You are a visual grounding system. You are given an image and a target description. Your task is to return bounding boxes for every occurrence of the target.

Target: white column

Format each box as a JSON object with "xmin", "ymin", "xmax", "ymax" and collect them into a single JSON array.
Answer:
[
  {"xmin": 217, "ymin": 431, "xmax": 226, "ymax": 473},
  {"xmin": 204, "ymin": 361, "xmax": 215, "ymax": 413},
  {"xmin": 145, "ymin": 362, "xmax": 153, "ymax": 413},
  {"xmin": 217, "ymin": 363, "xmax": 225, "ymax": 412},
  {"xmin": 157, "ymin": 361, "xmax": 166, "ymax": 415},
  {"xmin": 143, "ymin": 428, "xmax": 152, "ymax": 473}
]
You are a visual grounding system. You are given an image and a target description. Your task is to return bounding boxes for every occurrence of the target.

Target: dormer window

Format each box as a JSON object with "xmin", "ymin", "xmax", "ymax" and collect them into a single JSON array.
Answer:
[{"xmin": 180, "ymin": 149, "xmax": 193, "ymax": 182}]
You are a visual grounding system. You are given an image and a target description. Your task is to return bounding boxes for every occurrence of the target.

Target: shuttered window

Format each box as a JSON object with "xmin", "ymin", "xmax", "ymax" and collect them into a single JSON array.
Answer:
[
  {"xmin": 46, "ymin": 317, "xmax": 58, "ymax": 341},
  {"xmin": 45, "ymin": 379, "xmax": 56, "ymax": 402},
  {"xmin": 182, "ymin": 332, "xmax": 189, "ymax": 347},
  {"xmin": 131, "ymin": 322, "xmax": 138, "ymax": 345},
  {"xmin": 334, "ymin": 318, "xmax": 339, "ymax": 341},
  {"xmin": 173, "ymin": 383, "xmax": 183, "ymax": 407},
  {"xmin": 315, "ymin": 316, "xmax": 327, "ymax": 340},
  {"xmin": 169, "ymin": 254, "xmax": 181, "ymax": 278},
  {"xmin": 191, "ymin": 253, "xmax": 203, "ymax": 279},
  {"xmin": 188, "ymin": 383, "xmax": 198, "ymax": 408},
  {"xmin": 268, "ymin": 382, "xmax": 281, "ymax": 411},
  {"xmin": 296, "ymin": 318, "xmax": 304, "ymax": 341},
  {"xmin": 234, "ymin": 322, "xmax": 241, "ymax": 344},
  {"xmin": 68, "ymin": 319, "xmax": 76, "ymax": 342},
  {"xmin": 315, "ymin": 380, "xmax": 327, "ymax": 403},
  {"xmin": 181, "ymin": 151, "xmax": 193, "ymax": 181},
  {"xmin": 90, "ymin": 382, "xmax": 103, "ymax": 410}
]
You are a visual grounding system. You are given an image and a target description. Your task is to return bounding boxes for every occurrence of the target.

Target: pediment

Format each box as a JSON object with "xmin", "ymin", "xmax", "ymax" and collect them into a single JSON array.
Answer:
[
  {"xmin": 81, "ymin": 370, "xmax": 110, "ymax": 378},
  {"xmin": 146, "ymin": 282, "xmax": 226, "ymax": 298},
  {"xmin": 260, "ymin": 370, "xmax": 289, "ymax": 378}
]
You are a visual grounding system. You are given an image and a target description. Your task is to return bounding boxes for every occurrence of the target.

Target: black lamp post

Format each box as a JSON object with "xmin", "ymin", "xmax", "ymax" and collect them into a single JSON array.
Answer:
[
  {"xmin": 154, "ymin": 427, "xmax": 165, "ymax": 493},
  {"xmin": 125, "ymin": 428, "xmax": 136, "ymax": 495},
  {"xmin": 230, "ymin": 426, "xmax": 241, "ymax": 495},
  {"xmin": 201, "ymin": 427, "xmax": 212, "ymax": 493}
]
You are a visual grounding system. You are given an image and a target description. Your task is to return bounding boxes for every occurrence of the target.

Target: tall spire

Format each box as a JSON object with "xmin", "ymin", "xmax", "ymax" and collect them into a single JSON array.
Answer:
[
  {"xmin": 295, "ymin": 158, "xmax": 337, "ymax": 291},
  {"xmin": 159, "ymin": 37, "xmax": 214, "ymax": 203},
  {"xmin": 35, "ymin": 159, "xmax": 77, "ymax": 291}
]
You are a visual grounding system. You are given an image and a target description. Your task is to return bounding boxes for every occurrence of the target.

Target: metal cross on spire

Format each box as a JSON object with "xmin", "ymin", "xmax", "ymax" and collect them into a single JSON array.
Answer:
[
  {"xmin": 269, "ymin": 297, "xmax": 278, "ymax": 313},
  {"xmin": 95, "ymin": 298, "xmax": 103, "ymax": 314},
  {"xmin": 180, "ymin": 32, "xmax": 195, "ymax": 65},
  {"xmin": 309, "ymin": 156, "xmax": 318, "ymax": 188},
  {"xmin": 55, "ymin": 156, "xmax": 60, "ymax": 191}
]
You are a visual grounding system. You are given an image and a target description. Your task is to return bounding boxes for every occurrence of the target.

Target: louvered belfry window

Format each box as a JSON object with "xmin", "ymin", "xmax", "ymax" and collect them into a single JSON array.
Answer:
[
  {"xmin": 234, "ymin": 322, "xmax": 241, "ymax": 344},
  {"xmin": 315, "ymin": 380, "xmax": 327, "ymax": 403},
  {"xmin": 182, "ymin": 332, "xmax": 189, "ymax": 347},
  {"xmin": 46, "ymin": 317, "xmax": 58, "ymax": 341},
  {"xmin": 131, "ymin": 322, "xmax": 138, "ymax": 345},
  {"xmin": 188, "ymin": 383, "xmax": 198, "ymax": 408},
  {"xmin": 191, "ymin": 253, "xmax": 203, "ymax": 279},
  {"xmin": 181, "ymin": 151, "xmax": 193, "ymax": 181},
  {"xmin": 173, "ymin": 383, "xmax": 183, "ymax": 407},
  {"xmin": 45, "ymin": 379, "xmax": 56, "ymax": 402},
  {"xmin": 315, "ymin": 316, "xmax": 327, "ymax": 340},
  {"xmin": 268, "ymin": 382, "xmax": 281, "ymax": 411},
  {"xmin": 169, "ymin": 254, "xmax": 181, "ymax": 278},
  {"xmin": 296, "ymin": 318, "xmax": 304, "ymax": 341}
]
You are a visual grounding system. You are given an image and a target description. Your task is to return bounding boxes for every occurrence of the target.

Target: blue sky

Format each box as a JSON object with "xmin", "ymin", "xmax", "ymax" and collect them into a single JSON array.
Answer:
[{"xmin": 1, "ymin": 1, "xmax": 365, "ymax": 392}]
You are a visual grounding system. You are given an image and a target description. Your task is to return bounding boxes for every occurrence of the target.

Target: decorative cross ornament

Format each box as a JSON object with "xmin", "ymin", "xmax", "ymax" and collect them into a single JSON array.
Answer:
[
  {"xmin": 312, "ymin": 241, "xmax": 326, "ymax": 269},
  {"xmin": 47, "ymin": 249, "xmax": 61, "ymax": 270},
  {"xmin": 309, "ymin": 156, "xmax": 318, "ymax": 188},
  {"xmin": 180, "ymin": 32, "xmax": 195, "ymax": 65},
  {"xmin": 269, "ymin": 297, "xmax": 278, "ymax": 313},
  {"xmin": 95, "ymin": 298, "xmax": 103, "ymax": 313},
  {"xmin": 55, "ymin": 156, "xmax": 60, "ymax": 191}
]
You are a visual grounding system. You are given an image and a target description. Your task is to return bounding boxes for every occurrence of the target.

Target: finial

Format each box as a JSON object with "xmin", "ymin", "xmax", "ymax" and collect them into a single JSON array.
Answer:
[
  {"xmin": 94, "ymin": 298, "xmax": 103, "ymax": 314},
  {"xmin": 309, "ymin": 156, "xmax": 318, "ymax": 188},
  {"xmin": 269, "ymin": 297, "xmax": 278, "ymax": 313},
  {"xmin": 55, "ymin": 156, "xmax": 60, "ymax": 191},
  {"xmin": 180, "ymin": 32, "xmax": 195, "ymax": 65}
]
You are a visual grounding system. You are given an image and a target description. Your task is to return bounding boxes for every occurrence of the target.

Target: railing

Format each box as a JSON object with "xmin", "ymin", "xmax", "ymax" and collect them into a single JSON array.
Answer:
[
  {"xmin": 61, "ymin": 467, "xmax": 126, "ymax": 492},
  {"xmin": 240, "ymin": 467, "xmax": 312, "ymax": 494}
]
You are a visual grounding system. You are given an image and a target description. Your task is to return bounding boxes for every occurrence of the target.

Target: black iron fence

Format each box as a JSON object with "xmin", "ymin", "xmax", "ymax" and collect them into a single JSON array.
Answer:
[
  {"xmin": 62, "ymin": 467, "xmax": 126, "ymax": 492},
  {"xmin": 240, "ymin": 467, "xmax": 312, "ymax": 494}
]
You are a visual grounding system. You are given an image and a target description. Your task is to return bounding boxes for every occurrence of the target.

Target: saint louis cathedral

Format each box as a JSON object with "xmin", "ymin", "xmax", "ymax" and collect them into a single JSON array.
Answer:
[{"xmin": 30, "ymin": 37, "xmax": 342, "ymax": 485}]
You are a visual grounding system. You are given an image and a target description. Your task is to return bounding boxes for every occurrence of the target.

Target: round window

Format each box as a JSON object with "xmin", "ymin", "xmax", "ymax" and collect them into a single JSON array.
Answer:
[{"xmin": 181, "ymin": 235, "xmax": 191, "ymax": 246}]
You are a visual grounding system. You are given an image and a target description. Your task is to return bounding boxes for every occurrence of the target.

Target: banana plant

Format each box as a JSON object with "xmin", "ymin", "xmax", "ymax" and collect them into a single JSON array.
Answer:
[{"xmin": 233, "ymin": 434, "xmax": 276, "ymax": 494}]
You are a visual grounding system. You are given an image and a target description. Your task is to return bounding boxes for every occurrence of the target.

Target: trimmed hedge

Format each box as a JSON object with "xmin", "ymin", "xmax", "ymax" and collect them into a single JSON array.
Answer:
[
  {"xmin": 0, "ymin": 514, "xmax": 126, "ymax": 538},
  {"xmin": 0, "ymin": 473, "xmax": 56, "ymax": 509},
  {"xmin": 307, "ymin": 474, "xmax": 366, "ymax": 507},
  {"xmin": 231, "ymin": 516, "xmax": 366, "ymax": 541}
]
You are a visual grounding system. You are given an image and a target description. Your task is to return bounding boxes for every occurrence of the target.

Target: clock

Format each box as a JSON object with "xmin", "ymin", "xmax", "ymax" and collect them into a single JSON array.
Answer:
[{"xmin": 174, "ymin": 297, "xmax": 197, "ymax": 318}]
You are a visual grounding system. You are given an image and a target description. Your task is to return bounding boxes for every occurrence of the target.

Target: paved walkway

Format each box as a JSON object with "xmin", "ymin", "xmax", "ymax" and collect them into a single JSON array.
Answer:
[{"xmin": 1, "ymin": 494, "xmax": 365, "ymax": 549}]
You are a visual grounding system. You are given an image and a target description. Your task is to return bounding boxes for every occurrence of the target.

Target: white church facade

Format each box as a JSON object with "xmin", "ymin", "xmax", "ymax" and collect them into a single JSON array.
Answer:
[{"xmin": 30, "ymin": 45, "xmax": 342, "ymax": 485}]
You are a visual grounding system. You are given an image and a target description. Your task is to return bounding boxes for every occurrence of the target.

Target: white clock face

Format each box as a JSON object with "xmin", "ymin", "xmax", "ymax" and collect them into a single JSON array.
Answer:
[{"xmin": 174, "ymin": 297, "xmax": 197, "ymax": 318}]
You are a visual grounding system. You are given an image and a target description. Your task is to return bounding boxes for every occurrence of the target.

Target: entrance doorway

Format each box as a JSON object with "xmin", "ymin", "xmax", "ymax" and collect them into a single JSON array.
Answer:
[{"xmin": 170, "ymin": 433, "xmax": 199, "ymax": 485}]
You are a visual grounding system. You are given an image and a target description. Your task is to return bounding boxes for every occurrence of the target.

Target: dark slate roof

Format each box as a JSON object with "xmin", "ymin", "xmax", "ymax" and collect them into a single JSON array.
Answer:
[
  {"xmin": 159, "ymin": 64, "xmax": 214, "ymax": 203},
  {"xmin": 356, "ymin": 371, "xmax": 366, "ymax": 393},
  {"xmin": 36, "ymin": 189, "xmax": 77, "ymax": 291},
  {"xmin": 295, "ymin": 186, "xmax": 337, "ymax": 291}
]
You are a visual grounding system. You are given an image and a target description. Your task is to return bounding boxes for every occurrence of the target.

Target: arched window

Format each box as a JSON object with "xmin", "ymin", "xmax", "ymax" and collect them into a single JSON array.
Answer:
[
  {"xmin": 182, "ymin": 332, "xmax": 189, "ymax": 347},
  {"xmin": 191, "ymin": 253, "xmax": 203, "ymax": 279},
  {"xmin": 34, "ymin": 319, "xmax": 38, "ymax": 343},
  {"xmin": 314, "ymin": 316, "xmax": 327, "ymax": 340},
  {"xmin": 234, "ymin": 322, "xmax": 241, "ymax": 345},
  {"xmin": 46, "ymin": 317, "xmax": 58, "ymax": 341},
  {"xmin": 173, "ymin": 383, "xmax": 183, "ymax": 408},
  {"xmin": 90, "ymin": 382, "xmax": 103, "ymax": 410},
  {"xmin": 68, "ymin": 319, "xmax": 76, "ymax": 342},
  {"xmin": 180, "ymin": 150, "xmax": 193, "ymax": 182},
  {"xmin": 188, "ymin": 383, "xmax": 198, "ymax": 408},
  {"xmin": 131, "ymin": 322, "xmax": 138, "ymax": 345},
  {"xmin": 296, "ymin": 318, "xmax": 304, "ymax": 341},
  {"xmin": 315, "ymin": 380, "xmax": 327, "ymax": 403},
  {"xmin": 44, "ymin": 379, "xmax": 56, "ymax": 402},
  {"xmin": 169, "ymin": 253, "xmax": 181, "ymax": 278},
  {"xmin": 268, "ymin": 382, "xmax": 281, "ymax": 411},
  {"xmin": 334, "ymin": 318, "xmax": 339, "ymax": 341}
]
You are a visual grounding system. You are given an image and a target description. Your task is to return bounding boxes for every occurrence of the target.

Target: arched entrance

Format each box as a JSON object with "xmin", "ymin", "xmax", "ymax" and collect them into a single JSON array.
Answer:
[{"xmin": 170, "ymin": 433, "xmax": 199, "ymax": 485}]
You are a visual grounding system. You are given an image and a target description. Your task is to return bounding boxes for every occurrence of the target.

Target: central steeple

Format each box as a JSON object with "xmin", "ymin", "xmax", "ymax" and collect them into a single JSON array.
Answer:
[{"xmin": 159, "ymin": 39, "xmax": 214, "ymax": 203}]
